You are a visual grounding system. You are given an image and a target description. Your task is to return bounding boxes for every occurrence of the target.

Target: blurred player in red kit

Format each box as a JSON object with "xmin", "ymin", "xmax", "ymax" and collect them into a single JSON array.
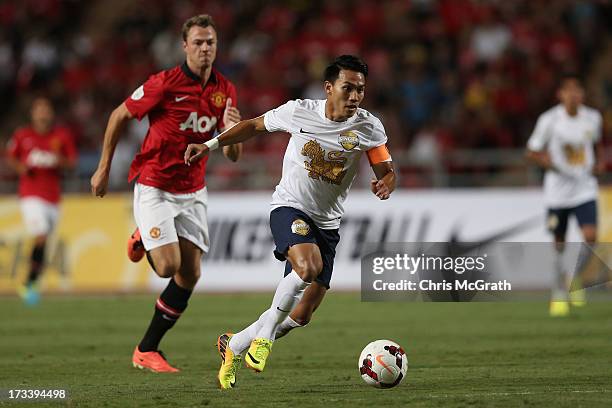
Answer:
[
  {"xmin": 90, "ymin": 14, "xmax": 242, "ymax": 373},
  {"xmin": 6, "ymin": 96, "xmax": 77, "ymax": 305}
]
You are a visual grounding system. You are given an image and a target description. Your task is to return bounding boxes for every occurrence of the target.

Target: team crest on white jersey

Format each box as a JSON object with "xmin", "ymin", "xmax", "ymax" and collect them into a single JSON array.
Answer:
[
  {"xmin": 338, "ymin": 130, "xmax": 359, "ymax": 150},
  {"xmin": 291, "ymin": 219, "xmax": 310, "ymax": 236},
  {"xmin": 301, "ymin": 140, "xmax": 347, "ymax": 185}
]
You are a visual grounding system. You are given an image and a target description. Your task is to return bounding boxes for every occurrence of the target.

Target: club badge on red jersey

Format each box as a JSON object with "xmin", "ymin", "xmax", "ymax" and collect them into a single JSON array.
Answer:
[{"xmin": 211, "ymin": 91, "xmax": 227, "ymax": 108}]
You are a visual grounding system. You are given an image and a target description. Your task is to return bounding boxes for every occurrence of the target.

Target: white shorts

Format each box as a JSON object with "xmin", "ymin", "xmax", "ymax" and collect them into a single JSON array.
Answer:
[
  {"xmin": 20, "ymin": 196, "xmax": 59, "ymax": 237},
  {"xmin": 133, "ymin": 183, "xmax": 210, "ymax": 253}
]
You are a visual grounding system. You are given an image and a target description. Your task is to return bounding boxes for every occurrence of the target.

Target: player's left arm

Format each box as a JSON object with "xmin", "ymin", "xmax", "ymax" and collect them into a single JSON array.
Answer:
[
  {"xmin": 220, "ymin": 84, "xmax": 243, "ymax": 162},
  {"xmin": 57, "ymin": 130, "xmax": 78, "ymax": 170},
  {"xmin": 368, "ymin": 145, "xmax": 395, "ymax": 200},
  {"xmin": 593, "ymin": 112, "xmax": 605, "ymax": 176},
  {"xmin": 593, "ymin": 140, "xmax": 605, "ymax": 176}
]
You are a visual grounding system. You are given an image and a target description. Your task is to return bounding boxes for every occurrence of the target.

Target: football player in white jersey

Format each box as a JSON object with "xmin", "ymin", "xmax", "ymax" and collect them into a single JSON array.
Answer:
[
  {"xmin": 526, "ymin": 75, "xmax": 604, "ymax": 316},
  {"xmin": 185, "ymin": 55, "xmax": 395, "ymax": 389}
]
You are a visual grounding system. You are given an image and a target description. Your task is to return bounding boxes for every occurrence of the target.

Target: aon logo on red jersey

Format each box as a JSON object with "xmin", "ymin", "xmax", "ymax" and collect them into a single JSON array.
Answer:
[
  {"xmin": 27, "ymin": 149, "xmax": 59, "ymax": 168},
  {"xmin": 179, "ymin": 112, "xmax": 218, "ymax": 133}
]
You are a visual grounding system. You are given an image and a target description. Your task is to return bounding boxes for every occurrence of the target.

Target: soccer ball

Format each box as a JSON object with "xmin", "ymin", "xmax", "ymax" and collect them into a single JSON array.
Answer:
[{"xmin": 358, "ymin": 339, "xmax": 408, "ymax": 388}]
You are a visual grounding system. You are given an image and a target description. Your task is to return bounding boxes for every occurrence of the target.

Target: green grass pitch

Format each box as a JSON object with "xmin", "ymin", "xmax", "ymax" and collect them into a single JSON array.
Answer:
[{"xmin": 1, "ymin": 293, "xmax": 611, "ymax": 407}]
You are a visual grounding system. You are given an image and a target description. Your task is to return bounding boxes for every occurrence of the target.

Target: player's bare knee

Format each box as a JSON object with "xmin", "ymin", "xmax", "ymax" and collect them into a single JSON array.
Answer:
[
  {"xmin": 293, "ymin": 258, "xmax": 323, "ymax": 282},
  {"xmin": 582, "ymin": 228, "xmax": 597, "ymax": 244},
  {"xmin": 154, "ymin": 261, "xmax": 179, "ymax": 278},
  {"xmin": 155, "ymin": 268, "xmax": 174, "ymax": 279},
  {"xmin": 291, "ymin": 304, "xmax": 314, "ymax": 326},
  {"xmin": 177, "ymin": 267, "xmax": 200, "ymax": 287}
]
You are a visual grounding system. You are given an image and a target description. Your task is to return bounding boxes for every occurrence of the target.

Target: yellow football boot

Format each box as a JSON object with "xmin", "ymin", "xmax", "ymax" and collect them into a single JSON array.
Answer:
[
  {"xmin": 244, "ymin": 338, "xmax": 273, "ymax": 373},
  {"xmin": 217, "ymin": 333, "xmax": 241, "ymax": 390}
]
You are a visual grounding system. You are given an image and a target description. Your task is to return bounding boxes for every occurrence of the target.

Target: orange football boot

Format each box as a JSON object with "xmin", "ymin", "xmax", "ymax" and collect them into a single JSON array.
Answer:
[
  {"xmin": 132, "ymin": 347, "xmax": 179, "ymax": 373},
  {"xmin": 127, "ymin": 228, "xmax": 145, "ymax": 262},
  {"xmin": 217, "ymin": 332, "xmax": 233, "ymax": 359}
]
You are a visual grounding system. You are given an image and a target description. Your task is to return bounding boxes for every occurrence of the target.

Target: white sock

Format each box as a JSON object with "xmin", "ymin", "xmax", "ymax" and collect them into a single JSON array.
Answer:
[
  {"xmin": 552, "ymin": 250, "xmax": 568, "ymax": 301},
  {"xmin": 573, "ymin": 243, "xmax": 595, "ymax": 282},
  {"xmin": 229, "ymin": 309, "xmax": 271, "ymax": 355},
  {"xmin": 275, "ymin": 316, "xmax": 303, "ymax": 339},
  {"xmin": 256, "ymin": 271, "xmax": 309, "ymax": 341},
  {"xmin": 229, "ymin": 313, "xmax": 304, "ymax": 354}
]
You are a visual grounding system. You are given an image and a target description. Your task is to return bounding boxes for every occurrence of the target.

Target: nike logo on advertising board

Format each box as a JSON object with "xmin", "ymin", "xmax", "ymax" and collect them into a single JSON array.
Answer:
[{"xmin": 448, "ymin": 215, "xmax": 541, "ymax": 248}]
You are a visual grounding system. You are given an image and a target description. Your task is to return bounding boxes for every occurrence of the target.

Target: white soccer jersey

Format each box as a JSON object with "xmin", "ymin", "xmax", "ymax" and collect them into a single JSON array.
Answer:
[
  {"xmin": 527, "ymin": 104, "xmax": 602, "ymax": 208},
  {"xmin": 264, "ymin": 99, "xmax": 389, "ymax": 229}
]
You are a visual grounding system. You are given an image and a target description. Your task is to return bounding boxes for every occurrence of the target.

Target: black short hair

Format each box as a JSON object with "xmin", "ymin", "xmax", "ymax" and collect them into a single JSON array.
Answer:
[
  {"xmin": 559, "ymin": 72, "xmax": 583, "ymax": 87},
  {"xmin": 324, "ymin": 55, "xmax": 368, "ymax": 83}
]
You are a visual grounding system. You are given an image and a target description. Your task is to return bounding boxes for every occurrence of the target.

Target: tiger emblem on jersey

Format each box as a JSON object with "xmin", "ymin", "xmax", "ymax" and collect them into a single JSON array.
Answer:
[
  {"xmin": 563, "ymin": 144, "xmax": 585, "ymax": 166},
  {"xmin": 301, "ymin": 140, "xmax": 347, "ymax": 185}
]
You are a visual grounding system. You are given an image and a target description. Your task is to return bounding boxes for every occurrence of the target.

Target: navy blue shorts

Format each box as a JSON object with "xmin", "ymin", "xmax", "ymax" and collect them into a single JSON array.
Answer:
[
  {"xmin": 547, "ymin": 200, "xmax": 597, "ymax": 237},
  {"xmin": 270, "ymin": 207, "xmax": 340, "ymax": 289}
]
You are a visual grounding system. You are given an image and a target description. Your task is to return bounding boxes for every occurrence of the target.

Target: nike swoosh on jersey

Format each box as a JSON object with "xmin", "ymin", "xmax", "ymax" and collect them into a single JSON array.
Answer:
[
  {"xmin": 175, "ymin": 96, "xmax": 189, "ymax": 102},
  {"xmin": 299, "ymin": 128, "xmax": 314, "ymax": 134}
]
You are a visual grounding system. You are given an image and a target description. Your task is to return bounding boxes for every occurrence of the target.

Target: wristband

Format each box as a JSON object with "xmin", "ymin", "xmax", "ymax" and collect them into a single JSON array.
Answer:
[{"xmin": 204, "ymin": 137, "xmax": 219, "ymax": 151}]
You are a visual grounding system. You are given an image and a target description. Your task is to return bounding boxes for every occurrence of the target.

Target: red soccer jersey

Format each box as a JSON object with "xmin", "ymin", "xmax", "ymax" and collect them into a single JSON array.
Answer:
[
  {"xmin": 125, "ymin": 62, "xmax": 237, "ymax": 193},
  {"xmin": 6, "ymin": 125, "xmax": 77, "ymax": 204}
]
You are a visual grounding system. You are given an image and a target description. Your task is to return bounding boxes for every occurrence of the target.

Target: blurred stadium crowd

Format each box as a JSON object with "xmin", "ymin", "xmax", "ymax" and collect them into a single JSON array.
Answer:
[{"xmin": 1, "ymin": 0, "xmax": 611, "ymax": 190}]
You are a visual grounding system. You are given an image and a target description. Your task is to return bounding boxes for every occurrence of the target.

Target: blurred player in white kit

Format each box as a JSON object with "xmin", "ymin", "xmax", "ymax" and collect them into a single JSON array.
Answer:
[{"xmin": 526, "ymin": 74, "xmax": 604, "ymax": 316}]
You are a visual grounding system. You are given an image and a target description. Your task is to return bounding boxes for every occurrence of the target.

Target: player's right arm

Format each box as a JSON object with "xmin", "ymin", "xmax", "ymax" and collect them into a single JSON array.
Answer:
[
  {"xmin": 184, "ymin": 116, "xmax": 268, "ymax": 165},
  {"xmin": 6, "ymin": 131, "xmax": 28, "ymax": 176},
  {"xmin": 525, "ymin": 111, "xmax": 557, "ymax": 172},
  {"xmin": 91, "ymin": 74, "xmax": 163, "ymax": 196},
  {"xmin": 185, "ymin": 100, "xmax": 296, "ymax": 164},
  {"xmin": 525, "ymin": 149, "xmax": 554, "ymax": 171},
  {"xmin": 6, "ymin": 156, "xmax": 28, "ymax": 175},
  {"xmin": 6, "ymin": 156, "xmax": 27, "ymax": 176},
  {"xmin": 90, "ymin": 103, "xmax": 133, "ymax": 197}
]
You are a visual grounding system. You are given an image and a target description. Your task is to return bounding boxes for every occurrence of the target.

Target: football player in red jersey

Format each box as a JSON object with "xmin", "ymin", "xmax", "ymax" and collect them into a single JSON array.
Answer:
[
  {"xmin": 90, "ymin": 14, "xmax": 242, "ymax": 373},
  {"xmin": 6, "ymin": 97, "xmax": 77, "ymax": 305}
]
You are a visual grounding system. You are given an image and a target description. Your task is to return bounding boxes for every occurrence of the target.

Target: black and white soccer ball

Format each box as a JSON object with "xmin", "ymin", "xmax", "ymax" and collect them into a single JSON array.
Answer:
[{"xmin": 358, "ymin": 339, "xmax": 408, "ymax": 388}]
